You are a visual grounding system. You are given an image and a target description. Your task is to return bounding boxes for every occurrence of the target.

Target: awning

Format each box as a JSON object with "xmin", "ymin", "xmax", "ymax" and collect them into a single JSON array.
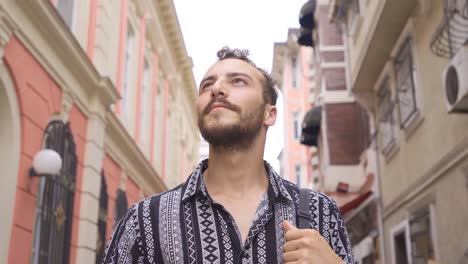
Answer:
[
  {"xmin": 340, "ymin": 191, "xmax": 373, "ymax": 215},
  {"xmin": 297, "ymin": 27, "xmax": 314, "ymax": 47},
  {"xmin": 300, "ymin": 106, "xmax": 321, "ymax": 146},
  {"xmin": 299, "ymin": 0, "xmax": 316, "ymax": 30}
]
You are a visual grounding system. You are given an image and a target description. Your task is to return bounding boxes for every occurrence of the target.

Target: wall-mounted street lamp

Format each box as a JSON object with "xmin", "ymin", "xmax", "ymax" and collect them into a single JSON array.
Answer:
[{"xmin": 29, "ymin": 149, "xmax": 62, "ymax": 177}]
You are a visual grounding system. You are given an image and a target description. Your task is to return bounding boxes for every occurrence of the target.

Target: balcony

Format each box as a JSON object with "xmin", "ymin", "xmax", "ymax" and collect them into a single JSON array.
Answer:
[
  {"xmin": 333, "ymin": 0, "xmax": 418, "ymax": 107},
  {"xmin": 430, "ymin": 0, "xmax": 468, "ymax": 59}
]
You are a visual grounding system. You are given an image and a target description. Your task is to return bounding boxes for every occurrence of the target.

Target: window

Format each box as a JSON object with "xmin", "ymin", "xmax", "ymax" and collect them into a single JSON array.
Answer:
[
  {"xmin": 96, "ymin": 172, "xmax": 108, "ymax": 264},
  {"xmin": 358, "ymin": 105, "xmax": 371, "ymax": 153},
  {"xmin": 409, "ymin": 207, "xmax": 436, "ymax": 263},
  {"xmin": 153, "ymin": 72, "xmax": 164, "ymax": 168},
  {"xmin": 378, "ymin": 78, "xmax": 397, "ymax": 155},
  {"xmin": 56, "ymin": 0, "xmax": 75, "ymax": 29},
  {"xmin": 292, "ymin": 57, "xmax": 301, "ymax": 88},
  {"xmin": 394, "ymin": 38, "xmax": 418, "ymax": 128},
  {"xmin": 295, "ymin": 165, "xmax": 302, "ymax": 187},
  {"xmin": 391, "ymin": 221, "xmax": 411, "ymax": 264},
  {"xmin": 391, "ymin": 206, "xmax": 437, "ymax": 264},
  {"xmin": 346, "ymin": 0, "xmax": 361, "ymax": 36},
  {"xmin": 122, "ymin": 21, "xmax": 134, "ymax": 116},
  {"xmin": 293, "ymin": 111, "xmax": 301, "ymax": 140},
  {"xmin": 394, "ymin": 232, "xmax": 410, "ymax": 264},
  {"xmin": 139, "ymin": 60, "xmax": 150, "ymax": 141},
  {"xmin": 114, "ymin": 189, "xmax": 128, "ymax": 226},
  {"xmin": 31, "ymin": 121, "xmax": 77, "ymax": 264}
]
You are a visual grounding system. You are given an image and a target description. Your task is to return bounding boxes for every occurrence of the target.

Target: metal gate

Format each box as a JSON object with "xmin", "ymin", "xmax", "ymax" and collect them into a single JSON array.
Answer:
[
  {"xmin": 114, "ymin": 188, "xmax": 128, "ymax": 226},
  {"xmin": 32, "ymin": 120, "xmax": 77, "ymax": 264}
]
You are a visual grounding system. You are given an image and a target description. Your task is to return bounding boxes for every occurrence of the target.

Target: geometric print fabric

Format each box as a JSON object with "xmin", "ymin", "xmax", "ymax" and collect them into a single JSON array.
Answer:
[{"xmin": 103, "ymin": 159, "xmax": 354, "ymax": 263}]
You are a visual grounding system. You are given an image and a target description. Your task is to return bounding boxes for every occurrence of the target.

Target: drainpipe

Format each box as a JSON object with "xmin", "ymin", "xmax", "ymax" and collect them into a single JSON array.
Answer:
[{"xmin": 371, "ymin": 117, "xmax": 386, "ymax": 264}]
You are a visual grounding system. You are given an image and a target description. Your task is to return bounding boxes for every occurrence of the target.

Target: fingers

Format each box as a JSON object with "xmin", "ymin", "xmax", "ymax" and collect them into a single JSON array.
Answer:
[
  {"xmin": 283, "ymin": 239, "xmax": 302, "ymax": 252},
  {"xmin": 283, "ymin": 221, "xmax": 306, "ymax": 242},
  {"xmin": 283, "ymin": 250, "xmax": 302, "ymax": 263},
  {"xmin": 282, "ymin": 222, "xmax": 343, "ymax": 264},
  {"xmin": 282, "ymin": 220, "xmax": 297, "ymax": 232}
]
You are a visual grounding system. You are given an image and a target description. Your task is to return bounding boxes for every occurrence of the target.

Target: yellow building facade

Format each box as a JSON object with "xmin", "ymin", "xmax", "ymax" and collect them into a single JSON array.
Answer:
[{"xmin": 331, "ymin": 0, "xmax": 468, "ymax": 263}]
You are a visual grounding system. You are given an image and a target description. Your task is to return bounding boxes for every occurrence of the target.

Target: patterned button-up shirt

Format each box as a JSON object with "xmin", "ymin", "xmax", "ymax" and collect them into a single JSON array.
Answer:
[{"xmin": 103, "ymin": 160, "xmax": 354, "ymax": 264}]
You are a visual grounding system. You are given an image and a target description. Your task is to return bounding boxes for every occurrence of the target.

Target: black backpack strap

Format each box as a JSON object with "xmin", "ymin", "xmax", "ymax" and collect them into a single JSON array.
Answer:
[{"xmin": 297, "ymin": 188, "xmax": 312, "ymax": 229}]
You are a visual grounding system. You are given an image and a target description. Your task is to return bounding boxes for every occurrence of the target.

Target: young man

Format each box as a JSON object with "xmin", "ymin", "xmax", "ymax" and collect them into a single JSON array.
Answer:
[{"xmin": 103, "ymin": 47, "xmax": 354, "ymax": 264}]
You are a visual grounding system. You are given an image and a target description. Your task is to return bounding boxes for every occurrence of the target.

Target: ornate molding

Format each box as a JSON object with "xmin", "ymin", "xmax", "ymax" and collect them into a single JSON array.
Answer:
[
  {"xmin": 9, "ymin": 0, "xmax": 120, "ymax": 114},
  {"xmin": 0, "ymin": 6, "xmax": 16, "ymax": 58},
  {"xmin": 150, "ymin": 0, "xmax": 197, "ymax": 102},
  {"xmin": 61, "ymin": 90, "xmax": 75, "ymax": 122},
  {"xmin": 104, "ymin": 111, "xmax": 167, "ymax": 194}
]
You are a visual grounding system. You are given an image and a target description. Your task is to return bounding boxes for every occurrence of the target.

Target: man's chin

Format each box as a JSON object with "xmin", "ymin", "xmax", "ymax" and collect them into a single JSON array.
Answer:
[
  {"xmin": 200, "ymin": 125, "xmax": 239, "ymax": 137},
  {"xmin": 201, "ymin": 117, "xmax": 239, "ymax": 130}
]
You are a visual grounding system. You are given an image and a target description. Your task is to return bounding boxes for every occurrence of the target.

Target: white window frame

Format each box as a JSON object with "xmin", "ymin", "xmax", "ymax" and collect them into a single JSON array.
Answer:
[
  {"xmin": 153, "ymin": 70, "xmax": 164, "ymax": 171},
  {"xmin": 377, "ymin": 78, "xmax": 397, "ymax": 156},
  {"xmin": 122, "ymin": 20, "xmax": 135, "ymax": 118},
  {"xmin": 390, "ymin": 18, "xmax": 424, "ymax": 139},
  {"xmin": 139, "ymin": 58, "xmax": 151, "ymax": 142},
  {"xmin": 291, "ymin": 56, "xmax": 298, "ymax": 88},
  {"xmin": 291, "ymin": 54, "xmax": 302, "ymax": 89},
  {"xmin": 374, "ymin": 62, "xmax": 399, "ymax": 160},
  {"xmin": 390, "ymin": 220, "xmax": 413, "ymax": 264},
  {"xmin": 346, "ymin": 0, "xmax": 363, "ymax": 39},
  {"xmin": 408, "ymin": 204, "xmax": 439, "ymax": 263}
]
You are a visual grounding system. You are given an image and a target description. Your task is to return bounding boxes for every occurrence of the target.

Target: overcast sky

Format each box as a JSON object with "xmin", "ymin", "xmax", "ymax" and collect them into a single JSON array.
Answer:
[{"xmin": 174, "ymin": 0, "xmax": 305, "ymax": 171}]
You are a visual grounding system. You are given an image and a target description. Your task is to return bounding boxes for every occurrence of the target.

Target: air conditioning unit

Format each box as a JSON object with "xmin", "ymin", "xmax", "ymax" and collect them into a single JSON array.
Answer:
[{"xmin": 443, "ymin": 46, "xmax": 468, "ymax": 113}]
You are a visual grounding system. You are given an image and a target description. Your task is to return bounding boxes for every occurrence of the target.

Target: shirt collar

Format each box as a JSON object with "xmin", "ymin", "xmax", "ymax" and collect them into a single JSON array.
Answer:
[{"xmin": 181, "ymin": 159, "xmax": 293, "ymax": 202}]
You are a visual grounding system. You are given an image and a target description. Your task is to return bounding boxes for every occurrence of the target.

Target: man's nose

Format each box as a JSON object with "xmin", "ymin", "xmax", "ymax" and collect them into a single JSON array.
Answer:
[{"xmin": 211, "ymin": 80, "xmax": 227, "ymax": 98}]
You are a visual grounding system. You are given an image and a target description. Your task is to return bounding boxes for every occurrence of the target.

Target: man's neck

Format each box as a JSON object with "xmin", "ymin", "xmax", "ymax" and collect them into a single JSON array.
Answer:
[{"xmin": 203, "ymin": 139, "xmax": 269, "ymax": 200}]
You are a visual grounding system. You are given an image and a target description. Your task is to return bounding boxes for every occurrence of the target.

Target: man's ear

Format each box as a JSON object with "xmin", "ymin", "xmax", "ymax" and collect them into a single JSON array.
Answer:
[{"xmin": 264, "ymin": 105, "xmax": 277, "ymax": 127}]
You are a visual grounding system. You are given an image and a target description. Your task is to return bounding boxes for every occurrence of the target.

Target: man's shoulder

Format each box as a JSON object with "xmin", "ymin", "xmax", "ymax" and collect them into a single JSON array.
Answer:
[{"xmin": 130, "ymin": 183, "xmax": 186, "ymax": 209}]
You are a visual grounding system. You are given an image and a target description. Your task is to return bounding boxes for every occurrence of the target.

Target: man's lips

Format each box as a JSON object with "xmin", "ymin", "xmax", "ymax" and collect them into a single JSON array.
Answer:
[
  {"xmin": 208, "ymin": 103, "xmax": 232, "ymax": 113},
  {"xmin": 202, "ymin": 98, "xmax": 240, "ymax": 115}
]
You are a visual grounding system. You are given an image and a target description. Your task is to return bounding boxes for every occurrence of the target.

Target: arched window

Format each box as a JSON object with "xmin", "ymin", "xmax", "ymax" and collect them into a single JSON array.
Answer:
[
  {"xmin": 114, "ymin": 188, "xmax": 128, "ymax": 226},
  {"xmin": 95, "ymin": 172, "xmax": 108, "ymax": 264},
  {"xmin": 32, "ymin": 120, "xmax": 77, "ymax": 264}
]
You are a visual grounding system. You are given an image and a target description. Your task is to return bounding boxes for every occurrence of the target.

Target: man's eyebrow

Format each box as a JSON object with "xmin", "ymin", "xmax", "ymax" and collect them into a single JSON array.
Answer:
[
  {"xmin": 199, "ymin": 72, "xmax": 254, "ymax": 88},
  {"xmin": 225, "ymin": 72, "xmax": 254, "ymax": 81},
  {"xmin": 199, "ymin": 75, "xmax": 217, "ymax": 87}
]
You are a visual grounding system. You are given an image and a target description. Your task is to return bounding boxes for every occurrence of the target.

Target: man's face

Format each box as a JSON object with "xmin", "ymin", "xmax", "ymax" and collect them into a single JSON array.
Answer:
[{"xmin": 196, "ymin": 58, "xmax": 272, "ymax": 149}]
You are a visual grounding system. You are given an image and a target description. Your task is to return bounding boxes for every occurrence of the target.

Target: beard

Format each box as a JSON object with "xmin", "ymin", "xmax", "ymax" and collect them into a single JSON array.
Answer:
[{"xmin": 198, "ymin": 98, "xmax": 265, "ymax": 151}]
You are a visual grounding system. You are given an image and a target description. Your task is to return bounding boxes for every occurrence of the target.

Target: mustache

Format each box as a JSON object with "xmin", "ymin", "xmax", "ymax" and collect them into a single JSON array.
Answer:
[{"xmin": 202, "ymin": 97, "xmax": 240, "ymax": 115}]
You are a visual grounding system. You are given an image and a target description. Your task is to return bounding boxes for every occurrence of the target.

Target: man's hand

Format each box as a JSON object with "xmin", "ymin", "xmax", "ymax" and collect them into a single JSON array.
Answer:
[{"xmin": 282, "ymin": 220, "xmax": 344, "ymax": 264}]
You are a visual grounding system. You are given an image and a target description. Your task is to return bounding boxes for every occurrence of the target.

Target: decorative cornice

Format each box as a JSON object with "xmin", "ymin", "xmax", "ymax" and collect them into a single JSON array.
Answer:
[
  {"xmin": 0, "ymin": 7, "xmax": 16, "ymax": 59},
  {"xmin": 104, "ymin": 112, "xmax": 167, "ymax": 194},
  {"xmin": 10, "ymin": 0, "xmax": 120, "ymax": 113},
  {"xmin": 150, "ymin": 0, "xmax": 197, "ymax": 106}
]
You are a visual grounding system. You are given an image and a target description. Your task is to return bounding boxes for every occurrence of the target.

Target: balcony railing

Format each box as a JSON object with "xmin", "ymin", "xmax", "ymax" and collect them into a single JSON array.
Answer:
[{"xmin": 430, "ymin": 0, "xmax": 468, "ymax": 58}]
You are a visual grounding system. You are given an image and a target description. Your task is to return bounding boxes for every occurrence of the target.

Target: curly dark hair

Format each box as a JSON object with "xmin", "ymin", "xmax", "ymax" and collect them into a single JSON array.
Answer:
[{"xmin": 216, "ymin": 47, "xmax": 278, "ymax": 105}]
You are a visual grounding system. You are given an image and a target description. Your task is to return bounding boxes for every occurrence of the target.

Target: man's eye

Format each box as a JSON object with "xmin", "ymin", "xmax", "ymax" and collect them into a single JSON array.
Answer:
[
  {"xmin": 233, "ymin": 78, "xmax": 246, "ymax": 85},
  {"xmin": 202, "ymin": 82, "xmax": 213, "ymax": 89}
]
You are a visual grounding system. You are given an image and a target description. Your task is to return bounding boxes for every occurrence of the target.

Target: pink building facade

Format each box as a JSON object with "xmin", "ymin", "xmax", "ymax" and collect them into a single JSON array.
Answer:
[
  {"xmin": 0, "ymin": 0, "xmax": 198, "ymax": 263},
  {"xmin": 273, "ymin": 30, "xmax": 314, "ymax": 188}
]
